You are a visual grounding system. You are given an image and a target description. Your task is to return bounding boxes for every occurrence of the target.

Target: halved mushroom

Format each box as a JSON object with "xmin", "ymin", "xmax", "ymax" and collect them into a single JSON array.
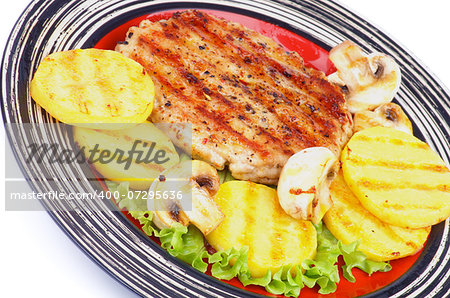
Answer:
[
  {"xmin": 277, "ymin": 147, "xmax": 339, "ymax": 224},
  {"xmin": 353, "ymin": 102, "xmax": 413, "ymax": 134},
  {"xmin": 150, "ymin": 160, "xmax": 224, "ymax": 235},
  {"xmin": 150, "ymin": 163, "xmax": 191, "ymax": 230},
  {"xmin": 328, "ymin": 40, "xmax": 401, "ymax": 113},
  {"xmin": 184, "ymin": 160, "xmax": 224, "ymax": 235}
]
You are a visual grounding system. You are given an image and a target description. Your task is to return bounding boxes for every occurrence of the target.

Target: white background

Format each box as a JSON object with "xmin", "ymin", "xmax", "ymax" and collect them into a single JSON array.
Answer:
[{"xmin": 1, "ymin": 1, "xmax": 449, "ymax": 297}]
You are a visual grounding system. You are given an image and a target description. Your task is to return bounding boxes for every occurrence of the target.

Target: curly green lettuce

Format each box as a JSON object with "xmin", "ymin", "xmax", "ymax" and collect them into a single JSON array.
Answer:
[
  {"xmin": 107, "ymin": 181, "xmax": 209, "ymax": 272},
  {"xmin": 301, "ymin": 222, "xmax": 391, "ymax": 294},
  {"xmin": 107, "ymin": 181, "xmax": 391, "ymax": 297}
]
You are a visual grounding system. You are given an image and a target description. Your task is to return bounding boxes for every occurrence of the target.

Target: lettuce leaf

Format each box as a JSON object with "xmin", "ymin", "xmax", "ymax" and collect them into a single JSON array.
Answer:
[
  {"xmin": 159, "ymin": 224, "xmax": 210, "ymax": 273},
  {"xmin": 107, "ymin": 181, "xmax": 391, "ymax": 297},
  {"xmin": 108, "ymin": 181, "xmax": 210, "ymax": 272},
  {"xmin": 218, "ymin": 168, "xmax": 236, "ymax": 184},
  {"xmin": 265, "ymin": 265, "xmax": 303, "ymax": 297},
  {"xmin": 209, "ymin": 247, "xmax": 251, "ymax": 280},
  {"xmin": 178, "ymin": 152, "xmax": 192, "ymax": 163},
  {"xmin": 301, "ymin": 223, "xmax": 391, "ymax": 294},
  {"xmin": 106, "ymin": 181, "xmax": 157, "ymax": 236},
  {"xmin": 339, "ymin": 241, "xmax": 392, "ymax": 282},
  {"xmin": 301, "ymin": 223, "xmax": 339, "ymax": 294},
  {"xmin": 208, "ymin": 248, "xmax": 301, "ymax": 297}
]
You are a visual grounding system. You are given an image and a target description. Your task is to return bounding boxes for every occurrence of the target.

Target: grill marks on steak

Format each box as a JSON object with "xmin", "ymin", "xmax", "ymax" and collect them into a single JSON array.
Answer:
[{"xmin": 116, "ymin": 10, "xmax": 353, "ymax": 184}]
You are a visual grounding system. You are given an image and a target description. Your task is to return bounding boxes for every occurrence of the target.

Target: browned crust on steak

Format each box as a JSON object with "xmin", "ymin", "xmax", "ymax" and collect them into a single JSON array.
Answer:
[{"xmin": 116, "ymin": 10, "xmax": 353, "ymax": 184}]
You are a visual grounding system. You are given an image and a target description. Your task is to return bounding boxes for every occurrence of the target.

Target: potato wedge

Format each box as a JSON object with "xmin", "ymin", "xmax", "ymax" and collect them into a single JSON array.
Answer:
[
  {"xmin": 73, "ymin": 122, "xmax": 179, "ymax": 190},
  {"xmin": 324, "ymin": 171, "xmax": 430, "ymax": 262},
  {"xmin": 30, "ymin": 49, "xmax": 154, "ymax": 128},
  {"xmin": 342, "ymin": 126, "xmax": 450, "ymax": 228},
  {"xmin": 206, "ymin": 181, "xmax": 316, "ymax": 278}
]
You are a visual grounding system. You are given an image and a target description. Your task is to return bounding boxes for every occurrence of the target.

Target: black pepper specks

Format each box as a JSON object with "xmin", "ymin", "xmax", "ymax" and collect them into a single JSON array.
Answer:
[
  {"xmin": 185, "ymin": 73, "xmax": 199, "ymax": 84},
  {"xmin": 245, "ymin": 103, "xmax": 255, "ymax": 114},
  {"xmin": 306, "ymin": 103, "xmax": 318, "ymax": 113},
  {"xmin": 283, "ymin": 71, "xmax": 292, "ymax": 78},
  {"xmin": 203, "ymin": 87, "xmax": 211, "ymax": 95}
]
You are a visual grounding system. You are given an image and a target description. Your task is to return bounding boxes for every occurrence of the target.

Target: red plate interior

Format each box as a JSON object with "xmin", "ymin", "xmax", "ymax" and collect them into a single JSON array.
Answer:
[{"xmin": 95, "ymin": 9, "xmax": 422, "ymax": 298}]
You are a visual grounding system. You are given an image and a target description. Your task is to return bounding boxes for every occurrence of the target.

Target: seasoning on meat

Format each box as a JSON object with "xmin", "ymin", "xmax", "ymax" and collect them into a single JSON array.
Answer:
[{"xmin": 116, "ymin": 10, "xmax": 353, "ymax": 184}]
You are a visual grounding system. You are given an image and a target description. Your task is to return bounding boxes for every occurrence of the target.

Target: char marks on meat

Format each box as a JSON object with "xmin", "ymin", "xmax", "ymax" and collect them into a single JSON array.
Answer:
[{"xmin": 116, "ymin": 10, "xmax": 353, "ymax": 184}]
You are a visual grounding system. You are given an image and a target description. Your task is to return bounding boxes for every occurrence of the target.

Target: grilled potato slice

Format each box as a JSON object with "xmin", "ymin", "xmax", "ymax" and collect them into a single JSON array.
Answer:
[
  {"xmin": 73, "ymin": 122, "xmax": 179, "ymax": 190},
  {"xmin": 30, "ymin": 49, "xmax": 154, "ymax": 128},
  {"xmin": 206, "ymin": 181, "xmax": 316, "ymax": 278},
  {"xmin": 342, "ymin": 126, "xmax": 450, "ymax": 228},
  {"xmin": 324, "ymin": 171, "xmax": 430, "ymax": 262}
]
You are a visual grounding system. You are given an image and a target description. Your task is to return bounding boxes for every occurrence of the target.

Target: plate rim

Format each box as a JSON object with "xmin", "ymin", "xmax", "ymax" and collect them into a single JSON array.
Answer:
[{"xmin": 1, "ymin": 0, "xmax": 449, "ymax": 297}]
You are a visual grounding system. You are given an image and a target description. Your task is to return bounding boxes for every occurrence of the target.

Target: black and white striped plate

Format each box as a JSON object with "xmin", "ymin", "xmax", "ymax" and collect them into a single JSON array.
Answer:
[{"xmin": 1, "ymin": 0, "xmax": 449, "ymax": 297}]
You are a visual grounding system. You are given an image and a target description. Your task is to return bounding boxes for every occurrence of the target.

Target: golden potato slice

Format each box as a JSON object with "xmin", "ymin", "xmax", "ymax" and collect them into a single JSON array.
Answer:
[
  {"xmin": 206, "ymin": 181, "xmax": 316, "ymax": 278},
  {"xmin": 30, "ymin": 49, "xmax": 154, "ymax": 127},
  {"xmin": 324, "ymin": 171, "xmax": 431, "ymax": 262},
  {"xmin": 342, "ymin": 126, "xmax": 450, "ymax": 228},
  {"xmin": 73, "ymin": 122, "xmax": 179, "ymax": 190}
]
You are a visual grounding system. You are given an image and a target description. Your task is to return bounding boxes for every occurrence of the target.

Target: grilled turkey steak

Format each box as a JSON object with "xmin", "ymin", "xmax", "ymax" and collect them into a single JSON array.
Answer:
[{"xmin": 116, "ymin": 10, "xmax": 353, "ymax": 184}]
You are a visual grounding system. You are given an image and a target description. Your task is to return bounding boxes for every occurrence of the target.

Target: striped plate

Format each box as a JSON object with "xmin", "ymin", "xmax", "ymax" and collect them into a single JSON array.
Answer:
[{"xmin": 1, "ymin": 0, "xmax": 449, "ymax": 297}]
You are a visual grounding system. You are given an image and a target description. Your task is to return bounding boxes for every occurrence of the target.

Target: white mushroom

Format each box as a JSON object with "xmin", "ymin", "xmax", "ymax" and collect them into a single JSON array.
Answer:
[
  {"xmin": 150, "ymin": 160, "xmax": 224, "ymax": 235},
  {"xmin": 353, "ymin": 102, "xmax": 413, "ymax": 134},
  {"xmin": 184, "ymin": 160, "xmax": 224, "ymax": 235},
  {"xmin": 328, "ymin": 40, "xmax": 401, "ymax": 113},
  {"xmin": 150, "ymin": 163, "xmax": 190, "ymax": 230},
  {"xmin": 277, "ymin": 147, "xmax": 338, "ymax": 224}
]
